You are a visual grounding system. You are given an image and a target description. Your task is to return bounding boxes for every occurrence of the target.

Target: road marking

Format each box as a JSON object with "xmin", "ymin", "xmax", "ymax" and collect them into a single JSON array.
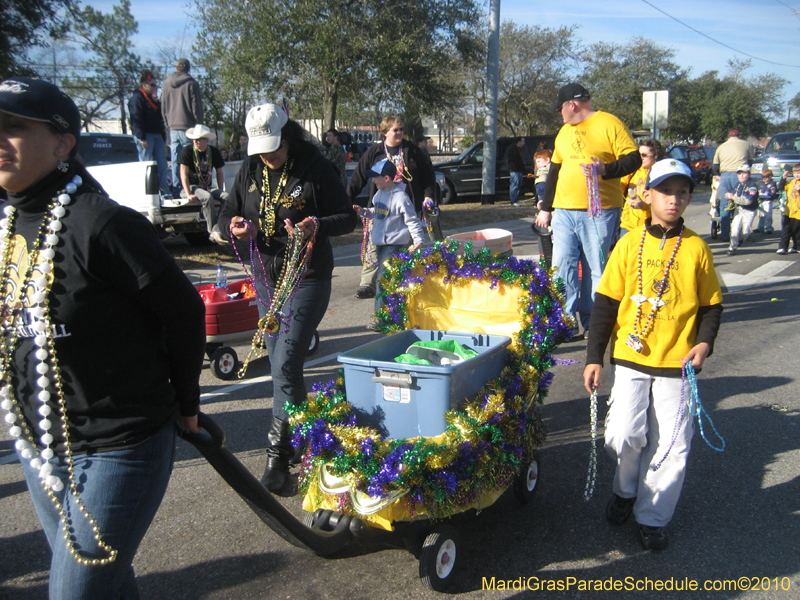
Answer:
[
  {"xmin": 201, "ymin": 351, "xmax": 341, "ymax": 401},
  {"xmin": 0, "ymin": 452, "xmax": 20, "ymax": 465},
  {"xmin": 718, "ymin": 260, "xmax": 799, "ymax": 292}
]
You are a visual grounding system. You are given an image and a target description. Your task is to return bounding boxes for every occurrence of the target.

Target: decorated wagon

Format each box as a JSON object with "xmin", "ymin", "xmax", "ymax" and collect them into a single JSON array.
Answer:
[{"xmin": 180, "ymin": 239, "xmax": 572, "ymax": 592}]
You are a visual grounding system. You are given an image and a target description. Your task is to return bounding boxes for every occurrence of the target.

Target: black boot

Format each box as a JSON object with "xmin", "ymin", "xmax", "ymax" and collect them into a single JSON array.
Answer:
[{"xmin": 260, "ymin": 417, "xmax": 292, "ymax": 493}]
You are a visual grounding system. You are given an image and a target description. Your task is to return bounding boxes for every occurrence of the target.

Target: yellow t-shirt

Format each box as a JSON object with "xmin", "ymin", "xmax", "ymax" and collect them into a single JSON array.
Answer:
[
  {"xmin": 785, "ymin": 179, "xmax": 800, "ymax": 219},
  {"xmin": 598, "ymin": 225, "xmax": 723, "ymax": 370},
  {"xmin": 619, "ymin": 165, "xmax": 651, "ymax": 231},
  {"xmin": 551, "ymin": 111, "xmax": 638, "ymax": 210}
]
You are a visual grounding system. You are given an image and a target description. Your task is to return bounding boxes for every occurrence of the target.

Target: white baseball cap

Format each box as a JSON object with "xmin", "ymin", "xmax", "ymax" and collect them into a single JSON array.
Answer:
[
  {"xmin": 245, "ymin": 103, "xmax": 288, "ymax": 155},
  {"xmin": 646, "ymin": 158, "xmax": 694, "ymax": 192}
]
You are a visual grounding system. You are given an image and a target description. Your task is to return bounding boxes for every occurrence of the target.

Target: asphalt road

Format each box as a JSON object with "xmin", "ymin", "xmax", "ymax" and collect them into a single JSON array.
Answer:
[{"xmin": 2, "ymin": 192, "xmax": 799, "ymax": 599}]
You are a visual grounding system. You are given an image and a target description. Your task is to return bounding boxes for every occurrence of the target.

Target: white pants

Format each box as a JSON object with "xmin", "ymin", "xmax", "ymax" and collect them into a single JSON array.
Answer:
[
  {"xmin": 730, "ymin": 209, "xmax": 756, "ymax": 250},
  {"xmin": 759, "ymin": 201, "xmax": 774, "ymax": 232},
  {"xmin": 604, "ymin": 365, "xmax": 694, "ymax": 527}
]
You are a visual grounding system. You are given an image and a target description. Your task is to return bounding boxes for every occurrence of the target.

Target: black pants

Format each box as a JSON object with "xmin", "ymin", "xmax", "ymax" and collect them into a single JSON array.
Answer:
[{"xmin": 779, "ymin": 216, "xmax": 800, "ymax": 251}]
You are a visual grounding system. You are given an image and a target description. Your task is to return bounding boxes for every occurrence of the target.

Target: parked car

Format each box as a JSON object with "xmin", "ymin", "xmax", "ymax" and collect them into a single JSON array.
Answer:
[
  {"xmin": 78, "ymin": 133, "xmax": 217, "ymax": 245},
  {"xmin": 752, "ymin": 132, "xmax": 800, "ymax": 178},
  {"xmin": 433, "ymin": 135, "xmax": 556, "ymax": 204},
  {"xmin": 666, "ymin": 144, "xmax": 711, "ymax": 184}
]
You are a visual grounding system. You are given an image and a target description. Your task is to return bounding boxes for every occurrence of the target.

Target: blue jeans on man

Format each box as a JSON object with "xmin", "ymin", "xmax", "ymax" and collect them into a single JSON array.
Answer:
[
  {"xmin": 136, "ymin": 133, "xmax": 170, "ymax": 196},
  {"xmin": 169, "ymin": 129, "xmax": 190, "ymax": 195},
  {"xmin": 509, "ymin": 171, "xmax": 524, "ymax": 204},
  {"xmin": 718, "ymin": 172, "xmax": 739, "ymax": 239},
  {"xmin": 19, "ymin": 424, "xmax": 176, "ymax": 599},
  {"xmin": 551, "ymin": 207, "xmax": 621, "ymax": 332}
]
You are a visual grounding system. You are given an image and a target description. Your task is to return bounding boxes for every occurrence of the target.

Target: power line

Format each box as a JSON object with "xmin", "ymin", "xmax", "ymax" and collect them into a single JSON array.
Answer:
[{"xmin": 641, "ymin": 0, "xmax": 800, "ymax": 68}]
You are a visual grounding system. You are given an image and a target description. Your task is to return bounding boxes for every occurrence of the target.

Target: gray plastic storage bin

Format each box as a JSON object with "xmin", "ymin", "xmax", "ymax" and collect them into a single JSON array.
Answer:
[{"xmin": 337, "ymin": 330, "xmax": 511, "ymax": 439}]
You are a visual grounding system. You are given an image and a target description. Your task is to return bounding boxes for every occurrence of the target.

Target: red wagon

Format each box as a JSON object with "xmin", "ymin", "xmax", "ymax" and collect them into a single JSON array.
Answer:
[{"xmin": 196, "ymin": 278, "xmax": 320, "ymax": 379}]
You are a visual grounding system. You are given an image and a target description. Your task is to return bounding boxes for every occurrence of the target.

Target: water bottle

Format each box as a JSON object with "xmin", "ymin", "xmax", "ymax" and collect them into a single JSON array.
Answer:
[{"xmin": 214, "ymin": 264, "xmax": 228, "ymax": 289}]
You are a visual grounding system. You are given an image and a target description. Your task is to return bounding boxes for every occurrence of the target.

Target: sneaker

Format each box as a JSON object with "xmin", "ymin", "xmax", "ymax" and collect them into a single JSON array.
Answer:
[
  {"xmin": 789, "ymin": 248, "xmax": 798, "ymax": 254},
  {"xmin": 511, "ymin": 202, "xmax": 522, "ymax": 207},
  {"xmin": 776, "ymin": 248, "xmax": 788, "ymax": 255},
  {"xmin": 353, "ymin": 286, "xmax": 375, "ymax": 299},
  {"xmin": 366, "ymin": 321, "xmax": 381, "ymax": 332},
  {"xmin": 606, "ymin": 494, "xmax": 636, "ymax": 525},
  {"xmin": 726, "ymin": 248, "xmax": 735, "ymax": 255},
  {"xmin": 639, "ymin": 524, "xmax": 669, "ymax": 551},
  {"xmin": 766, "ymin": 228, "xmax": 774, "ymax": 234}
]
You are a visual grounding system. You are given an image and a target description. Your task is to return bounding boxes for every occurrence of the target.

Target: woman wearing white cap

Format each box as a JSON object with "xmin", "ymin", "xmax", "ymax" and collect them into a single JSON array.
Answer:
[
  {"xmin": 0, "ymin": 77, "xmax": 205, "ymax": 597},
  {"xmin": 217, "ymin": 104, "xmax": 358, "ymax": 493}
]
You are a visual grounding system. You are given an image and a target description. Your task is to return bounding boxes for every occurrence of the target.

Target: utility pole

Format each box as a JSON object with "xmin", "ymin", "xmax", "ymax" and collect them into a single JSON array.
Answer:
[{"xmin": 481, "ymin": 0, "xmax": 500, "ymax": 205}]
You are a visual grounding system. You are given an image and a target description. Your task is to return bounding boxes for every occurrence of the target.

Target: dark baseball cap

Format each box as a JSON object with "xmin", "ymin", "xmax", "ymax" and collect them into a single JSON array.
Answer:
[
  {"xmin": 364, "ymin": 158, "xmax": 397, "ymax": 179},
  {"xmin": 551, "ymin": 83, "xmax": 591, "ymax": 111},
  {"xmin": 0, "ymin": 77, "xmax": 81, "ymax": 139}
]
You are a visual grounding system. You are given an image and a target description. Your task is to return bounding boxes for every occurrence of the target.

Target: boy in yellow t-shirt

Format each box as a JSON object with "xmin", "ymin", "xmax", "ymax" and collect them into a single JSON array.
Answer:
[
  {"xmin": 583, "ymin": 159, "xmax": 723, "ymax": 551},
  {"xmin": 776, "ymin": 163, "xmax": 800, "ymax": 254}
]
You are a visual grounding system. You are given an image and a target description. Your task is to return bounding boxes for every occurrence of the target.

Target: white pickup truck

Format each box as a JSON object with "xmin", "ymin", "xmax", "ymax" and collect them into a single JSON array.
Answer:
[{"xmin": 78, "ymin": 133, "xmax": 218, "ymax": 245}]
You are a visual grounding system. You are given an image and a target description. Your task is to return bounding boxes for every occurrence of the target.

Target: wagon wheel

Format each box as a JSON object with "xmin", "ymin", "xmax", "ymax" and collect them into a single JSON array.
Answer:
[
  {"xmin": 514, "ymin": 451, "xmax": 540, "ymax": 504},
  {"xmin": 419, "ymin": 524, "xmax": 460, "ymax": 592},
  {"xmin": 210, "ymin": 346, "xmax": 238, "ymax": 380},
  {"xmin": 307, "ymin": 330, "xmax": 320, "ymax": 356}
]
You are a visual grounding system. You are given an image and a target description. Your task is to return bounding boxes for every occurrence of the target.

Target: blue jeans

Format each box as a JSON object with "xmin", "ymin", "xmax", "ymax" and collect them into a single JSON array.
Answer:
[
  {"xmin": 551, "ymin": 207, "xmax": 621, "ymax": 330},
  {"xmin": 509, "ymin": 171, "xmax": 524, "ymax": 203},
  {"xmin": 19, "ymin": 424, "xmax": 176, "ymax": 600},
  {"xmin": 718, "ymin": 172, "xmax": 739, "ymax": 238},
  {"xmin": 169, "ymin": 129, "xmax": 189, "ymax": 193},
  {"xmin": 136, "ymin": 133, "xmax": 170, "ymax": 195},
  {"xmin": 375, "ymin": 244, "xmax": 405, "ymax": 314},
  {"xmin": 256, "ymin": 278, "xmax": 331, "ymax": 420},
  {"xmin": 535, "ymin": 182, "xmax": 546, "ymax": 203}
]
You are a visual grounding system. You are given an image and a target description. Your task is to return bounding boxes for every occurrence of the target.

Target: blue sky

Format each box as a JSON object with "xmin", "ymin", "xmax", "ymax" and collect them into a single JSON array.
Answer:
[{"xmin": 101, "ymin": 0, "xmax": 800, "ymax": 115}]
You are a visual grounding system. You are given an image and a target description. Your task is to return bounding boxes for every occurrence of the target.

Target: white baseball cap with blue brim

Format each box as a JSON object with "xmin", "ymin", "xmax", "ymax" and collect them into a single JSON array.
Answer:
[{"xmin": 645, "ymin": 159, "xmax": 695, "ymax": 192}]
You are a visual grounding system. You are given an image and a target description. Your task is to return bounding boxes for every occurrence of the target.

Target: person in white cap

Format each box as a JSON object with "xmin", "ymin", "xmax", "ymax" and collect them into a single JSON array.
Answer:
[
  {"xmin": 584, "ymin": 158, "xmax": 723, "ymax": 552},
  {"xmin": 723, "ymin": 163, "xmax": 759, "ymax": 255},
  {"xmin": 217, "ymin": 103, "xmax": 358, "ymax": 494},
  {"xmin": 178, "ymin": 124, "xmax": 227, "ymax": 242}
]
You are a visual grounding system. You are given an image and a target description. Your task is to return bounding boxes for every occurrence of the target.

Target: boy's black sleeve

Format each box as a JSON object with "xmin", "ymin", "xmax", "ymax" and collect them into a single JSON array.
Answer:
[
  {"xmin": 586, "ymin": 292, "xmax": 620, "ymax": 366},
  {"xmin": 695, "ymin": 303, "xmax": 723, "ymax": 356}
]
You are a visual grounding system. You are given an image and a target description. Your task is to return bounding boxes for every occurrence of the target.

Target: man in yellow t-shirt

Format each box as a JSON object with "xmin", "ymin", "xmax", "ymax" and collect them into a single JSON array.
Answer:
[{"xmin": 535, "ymin": 83, "xmax": 641, "ymax": 339}]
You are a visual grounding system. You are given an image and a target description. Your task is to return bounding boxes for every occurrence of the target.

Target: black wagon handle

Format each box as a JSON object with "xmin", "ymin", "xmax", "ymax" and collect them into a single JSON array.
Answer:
[{"xmin": 176, "ymin": 412, "xmax": 363, "ymax": 556}]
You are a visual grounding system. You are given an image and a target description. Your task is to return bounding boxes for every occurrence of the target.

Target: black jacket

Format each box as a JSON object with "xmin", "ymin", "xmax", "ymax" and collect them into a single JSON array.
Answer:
[
  {"xmin": 507, "ymin": 144, "xmax": 526, "ymax": 173},
  {"xmin": 7, "ymin": 167, "xmax": 205, "ymax": 453},
  {"xmin": 347, "ymin": 140, "xmax": 436, "ymax": 212},
  {"xmin": 128, "ymin": 89, "xmax": 166, "ymax": 139},
  {"xmin": 218, "ymin": 146, "xmax": 358, "ymax": 283}
]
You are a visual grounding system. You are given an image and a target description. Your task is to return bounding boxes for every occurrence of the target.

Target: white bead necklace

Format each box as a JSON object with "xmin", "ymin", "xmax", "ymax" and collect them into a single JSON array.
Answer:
[{"xmin": 0, "ymin": 174, "xmax": 118, "ymax": 565}]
